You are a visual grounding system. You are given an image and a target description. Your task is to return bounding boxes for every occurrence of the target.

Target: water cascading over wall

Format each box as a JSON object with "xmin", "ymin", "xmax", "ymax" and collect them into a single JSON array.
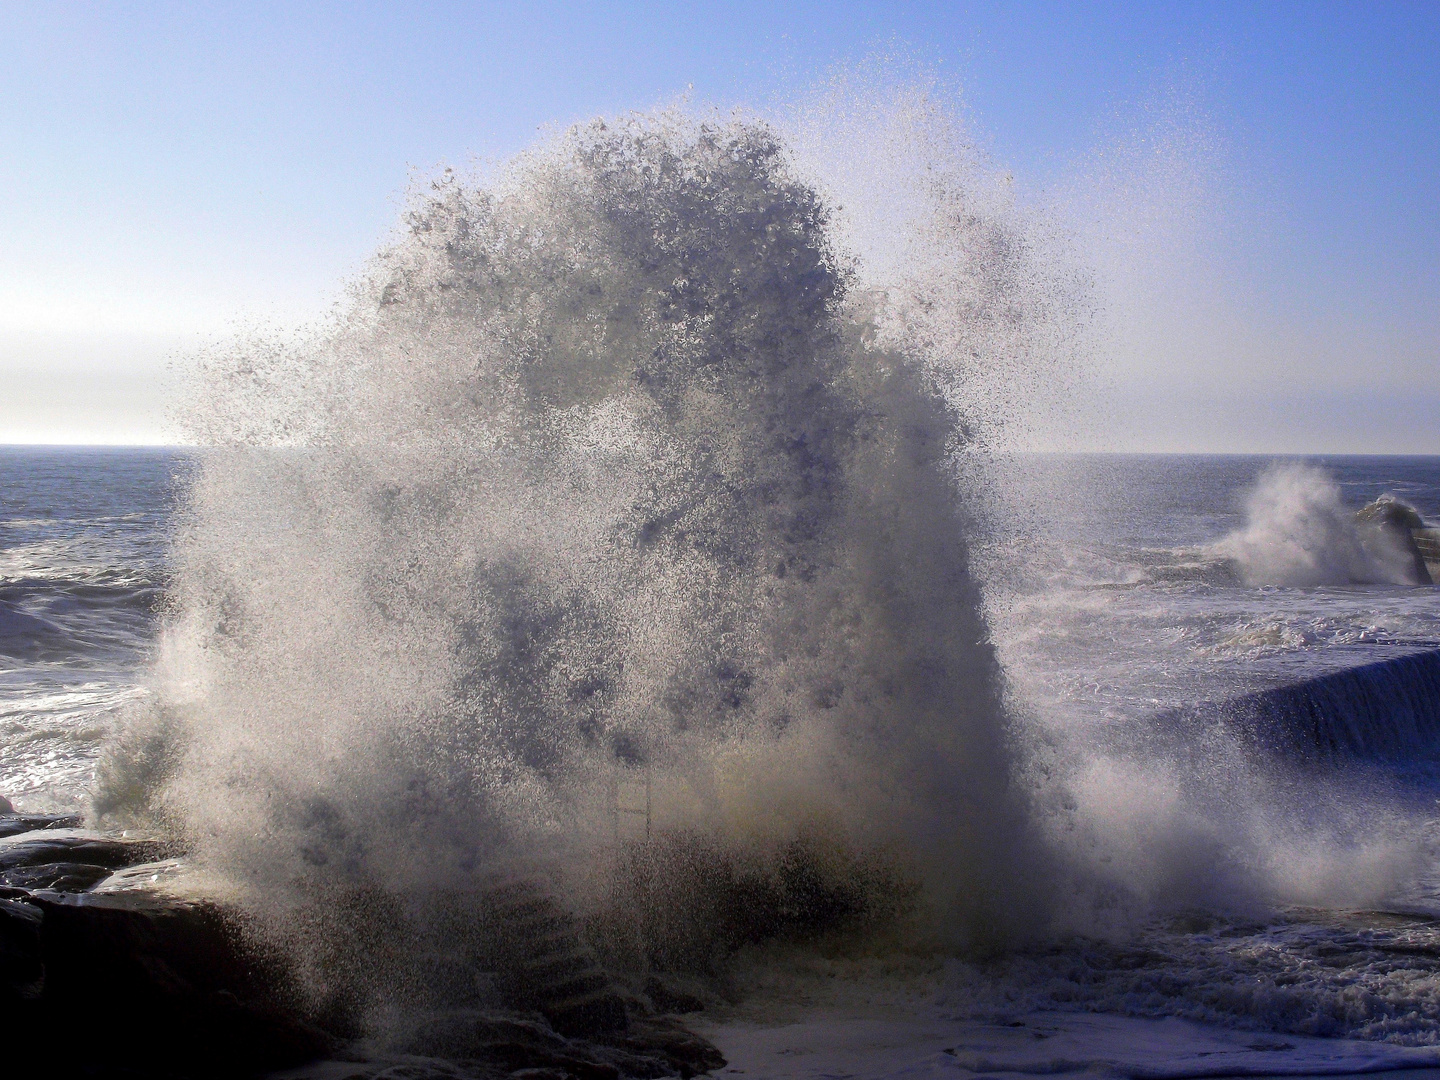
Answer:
[
  {"xmin": 97, "ymin": 111, "xmax": 1068, "ymax": 970},
  {"xmin": 1181, "ymin": 648, "xmax": 1440, "ymax": 760}
]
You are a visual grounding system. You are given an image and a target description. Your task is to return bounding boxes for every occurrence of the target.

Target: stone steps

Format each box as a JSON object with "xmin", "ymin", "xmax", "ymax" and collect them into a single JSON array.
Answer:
[{"xmin": 472, "ymin": 879, "xmax": 631, "ymax": 1037}]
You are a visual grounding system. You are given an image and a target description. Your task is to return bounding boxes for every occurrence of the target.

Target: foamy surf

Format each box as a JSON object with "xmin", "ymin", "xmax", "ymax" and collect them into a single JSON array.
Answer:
[
  {"xmin": 96, "ymin": 102, "xmax": 1073, "ymax": 970},
  {"xmin": 86, "ymin": 100, "xmax": 1440, "ymax": 1059},
  {"xmin": 701, "ymin": 1011, "xmax": 1440, "ymax": 1080}
]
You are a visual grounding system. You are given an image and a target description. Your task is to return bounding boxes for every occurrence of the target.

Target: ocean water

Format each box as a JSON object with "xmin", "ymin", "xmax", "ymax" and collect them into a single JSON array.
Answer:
[
  {"xmin": 983, "ymin": 454, "xmax": 1440, "ymax": 759},
  {"xmin": 961, "ymin": 453, "xmax": 1440, "ymax": 1046},
  {"xmin": 0, "ymin": 447, "xmax": 187, "ymax": 812}
]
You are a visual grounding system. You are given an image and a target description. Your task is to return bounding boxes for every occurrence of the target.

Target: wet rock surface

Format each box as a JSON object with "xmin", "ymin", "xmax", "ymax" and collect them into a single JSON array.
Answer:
[
  {"xmin": 378, "ymin": 1011, "xmax": 722, "ymax": 1080},
  {"xmin": 0, "ymin": 877, "xmax": 336, "ymax": 1076},
  {"xmin": 0, "ymin": 831, "xmax": 167, "ymax": 872},
  {"xmin": 0, "ymin": 810, "xmax": 83, "ymax": 838},
  {"xmin": 451, "ymin": 881, "xmax": 633, "ymax": 1037},
  {"xmin": 0, "ymin": 821, "xmax": 726, "ymax": 1080},
  {"xmin": 1356, "ymin": 495, "xmax": 1434, "ymax": 584}
]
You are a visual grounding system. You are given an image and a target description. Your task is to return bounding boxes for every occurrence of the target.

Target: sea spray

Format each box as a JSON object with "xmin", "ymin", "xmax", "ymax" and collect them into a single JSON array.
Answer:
[
  {"xmin": 93, "ymin": 108, "xmax": 1074, "ymax": 1020},
  {"xmin": 1217, "ymin": 462, "xmax": 1431, "ymax": 586}
]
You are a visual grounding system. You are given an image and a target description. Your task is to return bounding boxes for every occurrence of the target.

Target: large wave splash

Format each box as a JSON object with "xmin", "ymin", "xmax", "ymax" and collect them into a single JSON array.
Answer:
[{"xmin": 95, "ymin": 106, "xmax": 1074, "ymax": 997}]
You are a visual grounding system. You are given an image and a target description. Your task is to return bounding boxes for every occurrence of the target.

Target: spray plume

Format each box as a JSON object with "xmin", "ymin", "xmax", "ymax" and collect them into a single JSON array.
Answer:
[{"xmin": 95, "ymin": 99, "xmax": 1084, "ymax": 1021}]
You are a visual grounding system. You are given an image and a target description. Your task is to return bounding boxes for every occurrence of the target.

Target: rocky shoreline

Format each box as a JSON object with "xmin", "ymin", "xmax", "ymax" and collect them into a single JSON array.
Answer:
[{"xmin": 0, "ymin": 812, "xmax": 725, "ymax": 1080}]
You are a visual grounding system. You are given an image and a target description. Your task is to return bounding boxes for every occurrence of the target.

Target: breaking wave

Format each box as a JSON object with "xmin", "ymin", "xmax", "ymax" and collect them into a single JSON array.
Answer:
[
  {"xmin": 1217, "ymin": 463, "xmax": 1431, "ymax": 586},
  {"xmin": 73, "ymin": 86, "xmax": 1440, "ymax": 1055}
]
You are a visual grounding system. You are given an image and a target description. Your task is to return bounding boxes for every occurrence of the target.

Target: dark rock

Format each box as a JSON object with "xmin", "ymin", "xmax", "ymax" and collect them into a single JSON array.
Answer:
[
  {"xmin": 409, "ymin": 1067, "xmax": 505, "ymax": 1080},
  {"xmin": 404, "ymin": 1012, "xmax": 574, "ymax": 1058},
  {"xmin": 429, "ymin": 882, "xmax": 631, "ymax": 1037},
  {"xmin": 392, "ymin": 1008, "xmax": 724, "ymax": 1080},
  {"xmin": 401, "ymin": 1010, "xmax": 620, "ymax": 1080},
  {"xmin": 0, "ymin": 860, "xmax": 117, "ymax": 892},
  {"xmin": 0, "ymin": 812, "xmax": 84, "ymax": 838},
  {"xmin": 1, "ymin": 891, "xmax": 336, "ymax": 1075},
  {"xmin": 1357, "ymin": 496, "xmax": 1433, "ymax": 584},
  {"xmin": 598, "ymin": 1017, "xmax": 726, "ymax": 1079},
  {"xmin": 598, "ymin": 835, "xmax": 911, "ymax": 979},
  {"xmin": 641, "ymin": 974, "xmax": 711, "ymax": 1014},
  {"xmin": 0, "ymin": 896, "xmax": 43, "ymax": 1000},
  {"xmin": 0, "ymin": 833, "xmax": 167, "ymax": 871},
  {"xmin": 541, "ymin": 984, "xmax": 631, "ymax": 1038},
  {"xmin": 0, "ymin": 860, "xmax": 726, "ymax": 1079},
  {"xmin": 366, "ymin": 1065, "xmax": 493, "ymax": 1080}
]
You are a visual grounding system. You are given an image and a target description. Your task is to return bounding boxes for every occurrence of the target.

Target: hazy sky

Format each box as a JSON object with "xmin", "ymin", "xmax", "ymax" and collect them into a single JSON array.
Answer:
[{"xmin": 3, "ymin": 2, "xmax": 1437, "ymax": 450}]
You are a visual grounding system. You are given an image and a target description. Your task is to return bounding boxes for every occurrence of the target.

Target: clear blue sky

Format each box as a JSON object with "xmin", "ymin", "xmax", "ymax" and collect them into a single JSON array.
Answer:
[{"xmin": 2, "ymin": 2, "xmax": 1437, "ymax": 450}]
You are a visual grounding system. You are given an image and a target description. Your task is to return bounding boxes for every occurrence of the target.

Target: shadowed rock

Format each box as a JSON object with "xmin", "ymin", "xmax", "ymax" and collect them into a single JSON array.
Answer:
[
  {"xmin": 0, "ymin": 811, "xmax": 84, "ymax": 839},
  {"xmin": 0, "ymin": 860, "xmax": 116, "ymax": 891},
  {"xmin": 426, "ymin": 881, "xmax": 632, "ymax": 1038},
  {"xmin": 0, "ymin": 890, "xmax": 335, "ymax": 1076},
  {"xmin": 0, "ymin": 822, "xmax": 726, "ymax": 1078},
  {"xmin": 1356, "ymin": 496, "xmax": 1433, "ymax": 584},
  {"xmin": 0, "ymin": 832, "xmax": 166, "ymax": 872}
]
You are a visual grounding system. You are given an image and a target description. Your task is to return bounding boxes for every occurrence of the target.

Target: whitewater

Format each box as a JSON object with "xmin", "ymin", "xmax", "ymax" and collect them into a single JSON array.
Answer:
[{"xmin": 5, "ymin": 99, "xmax": 1440, "ymax": 1077}]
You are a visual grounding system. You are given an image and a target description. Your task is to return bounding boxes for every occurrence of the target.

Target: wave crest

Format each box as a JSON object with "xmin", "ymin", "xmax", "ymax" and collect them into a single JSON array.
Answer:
[{"xmin": 1216, "ymin": 463, "xmax": 1430, "ymax": 586}]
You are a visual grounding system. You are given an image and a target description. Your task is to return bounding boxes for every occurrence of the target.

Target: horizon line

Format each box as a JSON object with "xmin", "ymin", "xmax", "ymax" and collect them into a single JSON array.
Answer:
[{"xmin": 4, "ymin": 443, "xmax": 1440, "ymax": 459}]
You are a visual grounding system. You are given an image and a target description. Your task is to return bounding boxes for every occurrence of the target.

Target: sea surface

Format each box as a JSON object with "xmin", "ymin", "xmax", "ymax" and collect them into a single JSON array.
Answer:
[
  {"xmin": 6, "ymin": 450, "xmax": 1440, "ymax": 809},
  {"xmin": 7, "ymin": 448, "xmax": 1440, "ymax": 1052},
  {"xmin": 988, "ymin": 455, "xmax": 1440, "ymax": 713},
  {"xmin": 0, "ymin": 447, "xmax": 188, "ymax": 812}
]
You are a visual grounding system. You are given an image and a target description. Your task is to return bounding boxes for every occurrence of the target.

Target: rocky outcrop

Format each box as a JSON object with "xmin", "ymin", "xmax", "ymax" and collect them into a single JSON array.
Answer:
[
  {"xmin": 1414, "ymin": 527, "xmax": 1440, "ymax": 581},
  {"xmin": 1356, "ymin": 496, "xmax": 1434, "ymax": 585},
  {"xmin": 395, "ymin": 1012, "xmax": 724, "ymax": 1080},
  {"xmin": 0, "ymin": 807, "xmax": 82, "ymax": 838},
  {"xmin": 0, "ymin": 887, "xmax": 335, "ymax": 1075},
  {"xmin": 456, "ymin": 880, "xmax": 632, "ymax": 1037},
  {"xmin": 0, "ymin": 816, "xmax": 725, "ymax": 1079},
  {"xmin": 0, "ymin": 812, "xmax": 329, "ymax": 1073}
]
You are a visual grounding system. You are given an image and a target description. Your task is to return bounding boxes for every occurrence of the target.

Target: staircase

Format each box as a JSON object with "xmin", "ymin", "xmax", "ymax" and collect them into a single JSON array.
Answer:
[{"xmin": 471, "ymin": 879, "xmax": 630, "ymax": 1036}]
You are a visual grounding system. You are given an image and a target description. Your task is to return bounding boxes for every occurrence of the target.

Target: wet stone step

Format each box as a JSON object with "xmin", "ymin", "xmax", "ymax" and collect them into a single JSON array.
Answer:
[
  {"xmin": 537, "ymin": 971, "xmax": 613, "ymax": 1002},
  {"xmin": 390, "ymin": 1009, "xmax": 721, "ymax": 1079},
  {"xmin": 401, "ymin": 1010, "xmax": 623, "ymax": 1079},
  {"xmin": 466, "ymin": 882, "xmax": 634, "ymax": 1038},
  {"xmin": 516, "ymin": 949, "xmax": 598, "ymax": 983},
  {"xmin": 542, "ymin": 986, "xmax": 632, "ymax": 1038}
]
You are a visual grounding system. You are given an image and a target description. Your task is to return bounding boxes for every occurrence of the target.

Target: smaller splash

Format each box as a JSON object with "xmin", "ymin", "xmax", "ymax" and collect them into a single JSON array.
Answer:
[{"xmin": 1216, "ymin": 463, "xmax": 1431, "ymax": 586}]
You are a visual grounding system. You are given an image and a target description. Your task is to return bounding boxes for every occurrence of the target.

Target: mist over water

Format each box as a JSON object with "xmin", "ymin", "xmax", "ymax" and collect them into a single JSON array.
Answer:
[{"xmin": 987, "ymin": 457, "xmax": 1440, "ymax": 914}]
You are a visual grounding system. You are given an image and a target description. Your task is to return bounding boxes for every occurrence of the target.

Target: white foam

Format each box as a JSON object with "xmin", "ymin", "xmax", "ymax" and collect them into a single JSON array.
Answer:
[
  {"xmin": 702, "ymin": 1010, "xmax": 1440, "ymax": 1079},
  {"xmin": 1217, "ymin": 464, "xmax": 1424, "ymax": 587},
  {"xmin": 94, "ymin": 100, "xmax": 1077, "ymax": 957}
]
